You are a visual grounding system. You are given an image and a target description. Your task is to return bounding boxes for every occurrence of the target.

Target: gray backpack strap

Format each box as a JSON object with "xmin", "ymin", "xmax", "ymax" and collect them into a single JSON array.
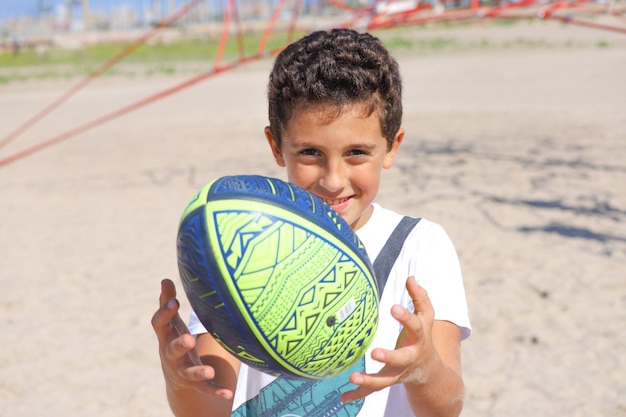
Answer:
[{"xmin": 373, "ymin": 216, "xmax": 421, "ymax": 297}]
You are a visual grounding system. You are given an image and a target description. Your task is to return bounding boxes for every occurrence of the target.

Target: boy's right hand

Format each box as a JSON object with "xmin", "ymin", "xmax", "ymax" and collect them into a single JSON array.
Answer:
[{"xmin": 151, "ymin": 279, "xmax": 234, "ymax": 400}]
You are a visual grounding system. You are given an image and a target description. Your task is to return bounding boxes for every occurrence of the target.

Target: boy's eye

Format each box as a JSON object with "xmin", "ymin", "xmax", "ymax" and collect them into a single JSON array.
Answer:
[
  {"xmin": 299, "ymin": 148, "xmax": 320, "ymax": 156},
  {"xmin": 347, "ymin": 149, "xmax": 367, "ymax": 157}
]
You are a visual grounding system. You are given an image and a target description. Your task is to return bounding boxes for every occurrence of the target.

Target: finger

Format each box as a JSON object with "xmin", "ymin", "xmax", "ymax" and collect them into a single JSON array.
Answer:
[
  {"xmin": 167, "ymin": 329, "xmax": 206, "ymax": 368},
  {"xmin": 189, "ymin": 366, "xmax": 235, "ymax": 400},
  {"xmin": 341, "ymin": 369, "xmax": 397, "ymax": 403},
  {"xmin": 151, "ymin": 281, "xmax": 185, "ymax": 348},
  {"xmin": 371, "ymin": 342, "xmax": 417, "ymax": 370},
  {"xmin": 341, "ymin": 372, "xmax": 379, "ymax": 403},
  {"xmin": 151, "ymin": 294, "xmax": 180, "ymax": 337},
  {"xmin": 390, "ymin": 303, "xmax": 424, "ymax": 339},
  {"xmin": 173, "ymin": 349, "xmax": 235, "ymax": 400},
  {"xmin": 165, "ymin": 332, "xmax": 197, "ymax": 363},
  {"xmin": 170, "ymin": 309, "xmax": 192, "ymax": 337},
  {"xmin": 182, "ymin": 364, "xmax": 217, "ymax": 382},
  {"xmin": 179, "ymin": 364, "xmax": 235, "ymax": 400},
  {"xmin": 406, "ymin": 276, "xmax": 434, "ymax": 319},
  {"xmin": 341, "ymin": 384, "xmax": 374, "ymax": 403},
  {"xmin": 159, "ymin": 278, "xmax": 177, "ymax": 306}
]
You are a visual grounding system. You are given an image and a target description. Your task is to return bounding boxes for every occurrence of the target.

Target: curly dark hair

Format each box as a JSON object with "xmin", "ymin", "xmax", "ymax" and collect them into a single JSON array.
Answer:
[{"xmin": 267, "ymin": 28, "xmax": 403, "ymax": 150}]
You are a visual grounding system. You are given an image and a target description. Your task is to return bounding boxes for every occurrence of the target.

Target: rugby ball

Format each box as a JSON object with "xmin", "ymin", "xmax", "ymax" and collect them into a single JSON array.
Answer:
[{"xmin": 176, "ymin": 175, "xmax": 378, "ymax": 379}]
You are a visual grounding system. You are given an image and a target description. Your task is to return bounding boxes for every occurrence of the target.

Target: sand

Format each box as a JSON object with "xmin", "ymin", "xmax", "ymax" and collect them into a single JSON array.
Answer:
[{"xmin": 1, "ymin": 18, "xmax": 625, "ymax": 417}]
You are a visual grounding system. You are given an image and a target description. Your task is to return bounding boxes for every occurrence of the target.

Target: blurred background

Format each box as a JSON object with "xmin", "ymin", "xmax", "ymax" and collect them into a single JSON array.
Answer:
[
  {"xmin": 1, "ymin": 1, "xmax": 624, "ymax": 416},
  {"xmin": 3, "ymin": 0, "xmax": 352, "ymax": 38}
]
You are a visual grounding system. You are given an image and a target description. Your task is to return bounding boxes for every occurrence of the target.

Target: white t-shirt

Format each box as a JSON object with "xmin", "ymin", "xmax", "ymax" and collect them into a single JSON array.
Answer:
[{"xmin": 188, "ymin": 203, "xmax": 471, "ymax": 417}]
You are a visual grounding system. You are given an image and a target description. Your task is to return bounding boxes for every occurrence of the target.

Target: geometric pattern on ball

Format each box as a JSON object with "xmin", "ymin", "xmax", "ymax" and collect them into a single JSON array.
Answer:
[{"xmin": 177, "ymin": 175, "xmax": 379, "ymax": 380}]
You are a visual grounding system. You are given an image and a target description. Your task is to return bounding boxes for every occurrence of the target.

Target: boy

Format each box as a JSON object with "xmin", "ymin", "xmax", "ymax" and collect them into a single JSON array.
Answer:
[{"xmin": 152, "ymin": 28, "xmax": 471, "ymax": 417}]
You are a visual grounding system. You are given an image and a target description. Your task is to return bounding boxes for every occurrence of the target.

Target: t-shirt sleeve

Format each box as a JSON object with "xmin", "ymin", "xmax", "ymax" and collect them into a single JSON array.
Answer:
[
  {"xmin": 406, "ymin": 221, "xmax": 472, "ymax": 340},
  {"xmin": 188, "ymin": 309, "xmax": 208, "ymax": 336}
]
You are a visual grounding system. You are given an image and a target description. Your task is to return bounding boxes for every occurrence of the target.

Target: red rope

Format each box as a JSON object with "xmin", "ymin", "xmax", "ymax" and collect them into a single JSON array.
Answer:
[
  {"xmin": 2, "ymin": 0, "xmax": 624, "ymax": 169},
  {"xmin": 0, "ymin": 72, "xmax": 207, "ymax": 169},
  {"xmin": 0, "ymin": 0, "xmax": 203, "ymax": 151},
  {"xmin": 490, "ymin": 11, "xmax": 626, "ymax": 34},
  {"xmin": 259, "ymin": 0, "xmax": 289, "ymax": 53},
  {"xmin": 0, "ymin": 47, "xmax": 284, "ymax": 169},
  {"xmin": 215, "ymin": 0, "xmax": 236, "ymax": 68},
  {"xmin": 287, "ymin": 0, "xmax": 303, "ymax": 43}
]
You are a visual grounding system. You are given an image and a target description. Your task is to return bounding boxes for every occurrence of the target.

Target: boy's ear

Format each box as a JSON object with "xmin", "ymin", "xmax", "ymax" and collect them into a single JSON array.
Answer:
[
  {"xmin": 383, "ymin": 128, "xmax": 404, "ymax": 169},
  {"xmin": 265, "ymin": 126, "xmax": 286, "ymax": 167}
]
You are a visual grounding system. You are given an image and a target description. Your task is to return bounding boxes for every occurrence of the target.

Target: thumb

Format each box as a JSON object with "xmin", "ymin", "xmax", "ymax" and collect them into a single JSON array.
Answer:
[
  {"xmin": 152, "ymin": 279, "xmax": 184, "ymax": 343},
  {"xmin": 159, "ymin": 278, "xmax": 178, "ymax": 306}
]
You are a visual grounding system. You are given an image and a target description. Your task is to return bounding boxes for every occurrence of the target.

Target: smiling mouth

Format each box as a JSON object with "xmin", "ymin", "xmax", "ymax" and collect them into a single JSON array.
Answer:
[{"xmin": 321, "ymin": 196, "xmax": 351, "ymax": 208}]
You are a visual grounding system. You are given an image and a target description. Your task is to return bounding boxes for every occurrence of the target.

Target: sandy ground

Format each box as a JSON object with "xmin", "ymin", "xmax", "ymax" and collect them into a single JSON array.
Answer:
[{"xmin": 1, "ymin": 17, "xmax": 625, "ymax": 417}]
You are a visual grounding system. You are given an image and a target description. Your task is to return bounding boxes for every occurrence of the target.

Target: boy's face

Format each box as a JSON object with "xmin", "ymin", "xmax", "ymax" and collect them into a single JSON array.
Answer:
[{"xmin": 265, "ymin": 106, "xmax": 403, "ymax": 231}]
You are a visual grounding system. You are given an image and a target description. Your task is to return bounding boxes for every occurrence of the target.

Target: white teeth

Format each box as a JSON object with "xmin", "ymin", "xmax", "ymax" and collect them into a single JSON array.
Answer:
[{"xmin": 325, "ymin": 198, "xmax": 347, "ymax": 206}]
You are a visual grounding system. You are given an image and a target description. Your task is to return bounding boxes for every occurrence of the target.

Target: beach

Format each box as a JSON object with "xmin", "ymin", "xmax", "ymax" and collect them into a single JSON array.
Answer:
[{"xmin": 1, "ymin": 18, "xmax": 625, "ymax": 416}]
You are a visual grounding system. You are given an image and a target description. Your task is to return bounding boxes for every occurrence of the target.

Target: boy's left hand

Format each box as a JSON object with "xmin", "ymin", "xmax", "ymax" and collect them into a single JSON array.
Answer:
[{"xmin": 341, "ymin": 276, "xmax": 438, "ymax": 403}]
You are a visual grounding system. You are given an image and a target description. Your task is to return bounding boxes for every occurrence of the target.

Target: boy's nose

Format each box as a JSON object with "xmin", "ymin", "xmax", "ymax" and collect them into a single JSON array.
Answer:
[{"xmin": 319, "ymin": 162, "xmax": 346, "ymax": 193}]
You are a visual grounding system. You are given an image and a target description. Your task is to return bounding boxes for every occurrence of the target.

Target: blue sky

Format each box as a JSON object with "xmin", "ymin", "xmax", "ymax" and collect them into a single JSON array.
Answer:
[
  {"xmin": 0, "ymin": 1, "xmax": 174, "ymax": 20},
  {"xmin": 0, "ymin": 0, "xmax": 319, "ymax": 22}
]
